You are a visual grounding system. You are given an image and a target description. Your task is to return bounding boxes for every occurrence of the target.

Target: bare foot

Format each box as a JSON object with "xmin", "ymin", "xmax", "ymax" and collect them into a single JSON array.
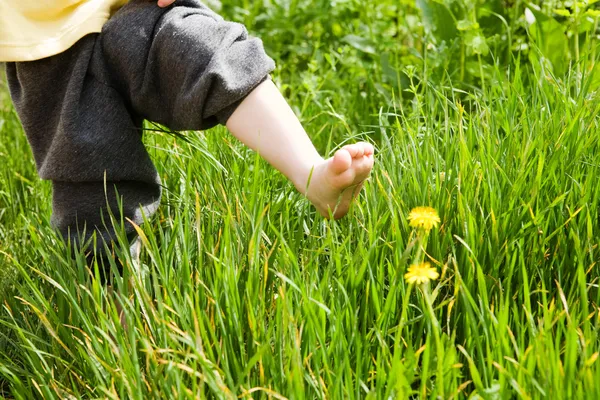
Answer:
[{"xmin": 297, "ymin": 142, "xmax": 375, "ymax": 219}]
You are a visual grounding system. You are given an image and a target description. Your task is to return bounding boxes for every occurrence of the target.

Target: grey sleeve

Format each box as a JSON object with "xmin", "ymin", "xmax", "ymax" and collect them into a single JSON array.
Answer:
[{"xmin": 100, "ymin": 0, "xmax": 276, "ymax": 130}]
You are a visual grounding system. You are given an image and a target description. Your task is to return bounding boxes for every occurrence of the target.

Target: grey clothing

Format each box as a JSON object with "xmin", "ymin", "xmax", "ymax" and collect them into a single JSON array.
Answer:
[{"xmin": 6, "ymin": 0, "xmax": 275, "ymax": 250}]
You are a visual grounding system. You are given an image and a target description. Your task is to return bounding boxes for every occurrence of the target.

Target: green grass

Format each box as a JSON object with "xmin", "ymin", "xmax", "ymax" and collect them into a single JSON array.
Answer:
[{"xmin": 2, "ymin": 1, "xmax": 600, "ymax": 398}]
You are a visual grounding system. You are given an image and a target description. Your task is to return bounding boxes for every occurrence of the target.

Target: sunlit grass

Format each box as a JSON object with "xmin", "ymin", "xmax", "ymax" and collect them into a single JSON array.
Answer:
[{"xmin": 2, "ymin": 3, "xmax": 600, "ymax": 398}]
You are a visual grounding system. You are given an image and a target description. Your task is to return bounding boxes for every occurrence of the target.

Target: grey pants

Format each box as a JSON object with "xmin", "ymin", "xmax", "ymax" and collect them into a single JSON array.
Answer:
[{"xmin": 6, "ymin": 0, "xmax": 274, "ymax": 250}]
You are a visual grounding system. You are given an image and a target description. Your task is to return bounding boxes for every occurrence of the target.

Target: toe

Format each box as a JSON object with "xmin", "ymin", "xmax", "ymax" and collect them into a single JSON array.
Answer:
[
  {"xmin": 353, "ymin": 144, "xmax": 365, "ymax": 158},
  {"xmin": 354, "ymin": 155, "xmax": 373, "ymax": 179},
  {"xmin": 344, "ymin": 143, "xmax": 375, "ymax": 158},
  {"xmin": 342, "ymin": 144, "xmax": 360, "ymax": 158},
  {"xmin": 331, "ymin": 149, "xmax": 352, "ymax": 174}
]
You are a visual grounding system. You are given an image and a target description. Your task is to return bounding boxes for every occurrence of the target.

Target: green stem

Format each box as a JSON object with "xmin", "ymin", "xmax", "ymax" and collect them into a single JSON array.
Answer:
[
  {"xmin": 423, "ymin": 284, "xmax": 444, "ymax": 397},
  {"xmin": 414, "ymin": 230, "xmax": 429, "ymax": 265},
  {"xmin": 478, "ymin": 54, "xmax": 486, "ymax": 95},
  {"xmin": 397, "ymin": 283, "xmax": 413, "ymax": 340},
  {"xmin": 390, "ymin": 282, "xmax": 414, "ymax": 388}
]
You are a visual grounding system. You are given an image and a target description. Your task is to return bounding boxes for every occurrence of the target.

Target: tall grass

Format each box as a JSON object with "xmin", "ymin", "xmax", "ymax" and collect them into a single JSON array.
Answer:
[{"xmin": 2, "ymin": 1, "xmax": 600, "ymax": 398}]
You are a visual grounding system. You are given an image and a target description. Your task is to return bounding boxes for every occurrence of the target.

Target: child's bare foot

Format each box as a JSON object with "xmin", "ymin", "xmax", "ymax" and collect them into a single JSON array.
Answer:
[{"xmin": 298, "ymin": 142, "xmax": 375, "ymax": 219}]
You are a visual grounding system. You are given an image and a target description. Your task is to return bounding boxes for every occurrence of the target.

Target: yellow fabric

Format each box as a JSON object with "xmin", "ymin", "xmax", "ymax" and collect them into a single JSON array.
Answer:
[{"xmin": 0, "ymin": 0, "xmax": 128, "ymax": 62}]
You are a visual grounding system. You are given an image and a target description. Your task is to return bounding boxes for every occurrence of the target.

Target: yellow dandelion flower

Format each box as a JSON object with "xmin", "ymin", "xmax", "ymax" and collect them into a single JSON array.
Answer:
[
  {"xmin": 404, "ymin": 262, "xmax": 439, "ymax": 285},
  {"xmin": 408, "ymin": 206, "xmax": 440, "ymax": 231}
]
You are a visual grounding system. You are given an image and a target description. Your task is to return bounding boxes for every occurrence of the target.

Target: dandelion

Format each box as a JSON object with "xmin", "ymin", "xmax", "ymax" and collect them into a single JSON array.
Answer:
[
  {"xmin": 404, "ymin": 262, "xmax": 439, "ymax": 285},
  {"xmin": 408, "ymin": 206, "xmax": 440, "ymax": 231}
]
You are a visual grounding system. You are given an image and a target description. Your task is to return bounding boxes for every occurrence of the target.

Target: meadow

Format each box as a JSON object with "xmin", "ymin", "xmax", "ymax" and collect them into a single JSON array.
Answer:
[{"xmin": 1, "ymin": 0, "xmax": 600, "ymax": 398}]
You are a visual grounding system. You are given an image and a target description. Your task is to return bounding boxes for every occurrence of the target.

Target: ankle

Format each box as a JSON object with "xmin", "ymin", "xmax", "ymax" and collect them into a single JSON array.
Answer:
[{"xmin": 292, "ymin": 156, "xmax": 325, "ymax": 193}]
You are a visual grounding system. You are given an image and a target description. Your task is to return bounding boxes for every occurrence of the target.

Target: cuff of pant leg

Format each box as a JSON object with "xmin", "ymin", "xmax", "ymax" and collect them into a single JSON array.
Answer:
[
  {"xmin": 51, "ymin": 180, "xmax": 161, "ymax": 251},
  {"xmin": 215, "ymin": 74, "xmax": 272, "ymax": 126}
]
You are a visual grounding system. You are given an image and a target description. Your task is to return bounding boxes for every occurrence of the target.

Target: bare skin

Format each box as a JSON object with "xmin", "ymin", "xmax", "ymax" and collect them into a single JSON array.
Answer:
[
  {"xmin": 305, "ymin": 143, "xmax": 374, "ymax": 218},
  {"xmin": 154, "ymin": 1, "xmax": 374, "ymax": 218},
  {"xmin": 157, "ymin": 0, "xmax": 176, "ymax": 7},
  {"xmin": 226, "ymin": 80, "xmax": 374, "ymax": 219}
]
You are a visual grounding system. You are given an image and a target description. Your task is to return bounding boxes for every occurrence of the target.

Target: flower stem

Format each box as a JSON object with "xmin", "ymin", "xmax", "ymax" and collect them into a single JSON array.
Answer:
[{"xmin": 422, "ymin": 284, "xmax": 444, "ymax": 397}]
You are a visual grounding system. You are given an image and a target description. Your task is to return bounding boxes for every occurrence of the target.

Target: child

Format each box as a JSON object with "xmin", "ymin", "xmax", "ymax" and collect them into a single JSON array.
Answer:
[{"xmin": 1, "ymin": 0, "xmax": 375, "ymax": 264}]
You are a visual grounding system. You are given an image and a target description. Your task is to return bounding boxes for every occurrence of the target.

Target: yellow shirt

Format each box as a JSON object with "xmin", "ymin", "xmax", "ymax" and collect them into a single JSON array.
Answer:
[{"xmin": 0, "ymin": 0, "xmax": 127, "ymax": 62}]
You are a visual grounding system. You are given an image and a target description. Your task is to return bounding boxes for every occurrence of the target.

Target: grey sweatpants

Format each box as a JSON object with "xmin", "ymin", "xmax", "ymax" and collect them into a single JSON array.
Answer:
[{"xmin": 6, "ymin": 0, "xmax": 275, "ymax": 250}]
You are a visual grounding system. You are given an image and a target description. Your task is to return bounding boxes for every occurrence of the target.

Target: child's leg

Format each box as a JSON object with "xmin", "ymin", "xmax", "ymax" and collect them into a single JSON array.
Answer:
[
  {"xmin": 226, "ymin": 80, "xmax": 374, "ymax": 218},
  {"xmin": 102, "ymin": 0, "xmax": 373, "ymax": 218},
  {"xmin": 6, "ymin": 35, "xmax": 161, "ymax": 257}
]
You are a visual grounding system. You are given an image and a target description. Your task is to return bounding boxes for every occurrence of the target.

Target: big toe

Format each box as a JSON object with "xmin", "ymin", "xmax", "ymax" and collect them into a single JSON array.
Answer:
[{"xmin": 331, "ymin": 149, "xmax": 353, "ymax": 174}]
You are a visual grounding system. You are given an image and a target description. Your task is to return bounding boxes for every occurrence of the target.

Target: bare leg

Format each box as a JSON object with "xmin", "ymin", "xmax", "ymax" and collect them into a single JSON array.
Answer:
[{"xmin": 226, "ymin": 80, "xmax": 374, "ymax": 218}]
